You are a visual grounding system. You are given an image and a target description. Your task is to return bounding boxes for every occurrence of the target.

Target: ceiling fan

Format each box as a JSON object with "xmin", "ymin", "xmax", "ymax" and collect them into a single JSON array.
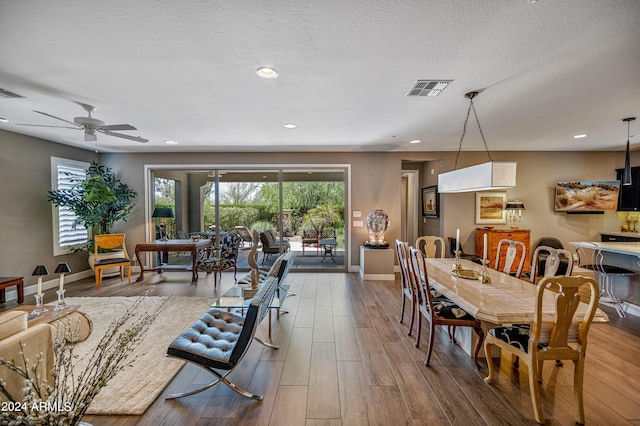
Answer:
[{"xmin": 19, "ymin": 102, "xmax": 148, "ymax": 143}]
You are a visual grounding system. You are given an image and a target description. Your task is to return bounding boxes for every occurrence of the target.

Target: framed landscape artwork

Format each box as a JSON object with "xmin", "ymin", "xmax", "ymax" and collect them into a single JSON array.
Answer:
[
  {"xmin": 422, "ymin": 185, "xmax": 439, "ymax": 218},
  {"xmin": 475, "ymin": 191, "xmax": 507, "ymax": 224}
]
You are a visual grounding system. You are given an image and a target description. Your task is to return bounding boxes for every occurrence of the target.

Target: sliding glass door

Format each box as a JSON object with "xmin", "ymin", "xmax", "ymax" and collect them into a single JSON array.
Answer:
[{"xmin": 150, "ymin": 166, "xmax": 347, "ymax": 272}]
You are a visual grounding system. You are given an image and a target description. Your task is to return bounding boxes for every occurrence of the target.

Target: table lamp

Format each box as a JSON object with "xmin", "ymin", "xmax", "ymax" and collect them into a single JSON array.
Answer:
[
  {"xmin": 505, "ymin": 200, "xmax": 525, "ymax": 228},
  {"xmin": 152, "ymin": 207, "xmax": 175, "ymax": 240},
  {"xmin": 54, "ymin": 262, "xmax": 71, "ymax": 310},
  {"xmin": 31, "ymin": 264, "xmax": 49, "ymax": 316}
]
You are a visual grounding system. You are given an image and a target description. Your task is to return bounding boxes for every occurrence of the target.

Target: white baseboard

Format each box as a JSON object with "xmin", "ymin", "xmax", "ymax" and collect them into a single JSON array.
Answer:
[{"xmin": 3, "ymin": 267, "xmax": 141, "ymax": 304}]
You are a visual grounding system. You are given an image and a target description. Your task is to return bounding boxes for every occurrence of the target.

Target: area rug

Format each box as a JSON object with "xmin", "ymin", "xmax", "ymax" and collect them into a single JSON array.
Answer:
[{"xmin": 63, "ymin": 296, "xmax": 216, "ymax": 415}]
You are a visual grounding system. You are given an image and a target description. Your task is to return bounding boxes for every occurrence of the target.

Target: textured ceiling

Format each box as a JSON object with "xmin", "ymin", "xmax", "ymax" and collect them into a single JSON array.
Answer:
[{"xmin": 0, "ymin": 0, "xmax": 638, "ymax": 153}]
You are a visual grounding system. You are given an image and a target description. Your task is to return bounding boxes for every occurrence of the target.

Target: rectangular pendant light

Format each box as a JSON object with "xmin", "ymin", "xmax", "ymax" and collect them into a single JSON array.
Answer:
[{"xmin": 438, "ymin": 161, "xmax": 517, "ymax": 193}]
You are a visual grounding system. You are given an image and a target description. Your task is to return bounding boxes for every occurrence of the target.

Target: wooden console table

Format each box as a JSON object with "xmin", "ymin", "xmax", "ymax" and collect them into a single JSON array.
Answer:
[
  {"xmin": 475, "ymin": 227, "xmax": 531, "ymax": 273},
  {"xmin": 135, "ymin": 239, "xmax": 212, "ymax": 283},
  {"xmin": 0, "ymin": 277, "xmax": 24, "ymax": 304}
]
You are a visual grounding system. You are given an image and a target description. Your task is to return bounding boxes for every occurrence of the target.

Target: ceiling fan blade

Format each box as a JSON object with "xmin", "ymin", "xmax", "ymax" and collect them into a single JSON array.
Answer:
[
  {"xmin": 33, "ymin": 110, "xmax": 81, "ymax": 127},
  {"xmin": 16, "ymin": 123, "xmax": 81, "ymax": 129},
  {"xmin": 99, "ymin": 124, "xmax": 137, "ymax": 131},
  {"xmin": 100, "ymin": 130, "xmax": 149, "ymax": 143}
]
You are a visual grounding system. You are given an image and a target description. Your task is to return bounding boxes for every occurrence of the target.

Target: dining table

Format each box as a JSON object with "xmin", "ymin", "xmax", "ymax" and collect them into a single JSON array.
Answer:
[
  {"xmin": 135, "ymin": 238, "xmax": 213, "ymax": 283},
  {"xmin": 423, "ymin": 257, "xmax": 609, "ymax": 358}
]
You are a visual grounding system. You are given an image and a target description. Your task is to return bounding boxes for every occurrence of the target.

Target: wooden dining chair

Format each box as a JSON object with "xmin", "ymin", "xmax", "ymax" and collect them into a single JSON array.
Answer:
[
  {"xmin": 409, "ymin": 247, "xmax": 484, "ymax": 369},
  {"xmin": 396, "ymin": 239, "xmax": 417, "ymax": 336},
  {"xmin": 495, "ymin": 238, "xmax": 526, "ymax": 278},
  {"xmin": 93, "ymin": 233, "xmax": 131, "ymax": 290},
  {"xmin": 530, "ymin": 245, "xmax": 574, "ymax": 284},
  {"xmin": 484, "ymin": 275, "xmax": 600, "ymax": 424},
  {"xmin": 415, "ymin": 236, "xmax": 446, "ymax": 258}
]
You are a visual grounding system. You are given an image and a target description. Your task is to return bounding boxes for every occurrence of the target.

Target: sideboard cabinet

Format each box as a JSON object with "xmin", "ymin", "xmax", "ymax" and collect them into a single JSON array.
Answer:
[{"xmin": 475, "ymin": 228, "xmax": 531, "ymax": 273}]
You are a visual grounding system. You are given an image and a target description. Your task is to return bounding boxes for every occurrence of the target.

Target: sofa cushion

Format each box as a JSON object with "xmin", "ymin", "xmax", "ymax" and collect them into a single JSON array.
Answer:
[{"xmin": 0, "ymin": 311, "xmax": 27, "ymax": 340}]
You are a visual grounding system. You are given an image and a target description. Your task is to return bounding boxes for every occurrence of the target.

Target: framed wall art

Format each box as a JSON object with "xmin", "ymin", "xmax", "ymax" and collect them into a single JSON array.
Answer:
[
  {"xmin": 475, "ymin": 191, "xmax": 506, "ymax": 224},
  {"xmin": 422, "ymin": 185, "xmax": 439, "ymax": 218}
]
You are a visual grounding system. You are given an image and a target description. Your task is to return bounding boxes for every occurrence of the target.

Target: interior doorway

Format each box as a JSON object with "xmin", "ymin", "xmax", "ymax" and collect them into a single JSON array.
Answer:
[{"xmin": 401, "ymin": 170, "xmax": 420, "ymax": 246}]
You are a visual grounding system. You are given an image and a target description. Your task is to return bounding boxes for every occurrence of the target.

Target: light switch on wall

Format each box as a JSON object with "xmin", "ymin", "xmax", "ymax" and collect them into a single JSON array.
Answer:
[
  {"xmin": 353, "ymin": 220, "xmax": 364, "ymax": 227},
  {"xmin": 353, "ymin": 210, "xmax": 361, "ymax": 217}
]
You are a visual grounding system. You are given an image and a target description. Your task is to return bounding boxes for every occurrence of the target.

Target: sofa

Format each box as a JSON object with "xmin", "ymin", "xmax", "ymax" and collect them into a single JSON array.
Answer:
[{"xmin": 0, "ymin": 311, "xmax": 54, "ymax": 402}]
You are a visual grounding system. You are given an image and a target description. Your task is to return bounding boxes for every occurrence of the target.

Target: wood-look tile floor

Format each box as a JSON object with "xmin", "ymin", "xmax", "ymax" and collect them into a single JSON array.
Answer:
[{"xmin": 4, "ymin": 270, "xmax": 640, "ymax": 425}]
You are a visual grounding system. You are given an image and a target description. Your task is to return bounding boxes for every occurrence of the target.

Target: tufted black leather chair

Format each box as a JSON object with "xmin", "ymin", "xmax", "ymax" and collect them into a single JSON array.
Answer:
[{"xmin": 166, "ymin": 275, "xmax": 278, "ymax": 400}]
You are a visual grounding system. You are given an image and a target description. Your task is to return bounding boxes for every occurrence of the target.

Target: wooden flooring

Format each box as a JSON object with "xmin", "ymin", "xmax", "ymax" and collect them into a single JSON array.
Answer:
[{"xmin": 4, "ymin": 270, "xmax": 640, "ymax": 425}]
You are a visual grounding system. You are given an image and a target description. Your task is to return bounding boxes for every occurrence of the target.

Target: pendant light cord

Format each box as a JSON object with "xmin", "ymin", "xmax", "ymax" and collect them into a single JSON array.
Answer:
[{"xmin": 454, "ymin": 92, "xmax": 493, "ymax": 170}]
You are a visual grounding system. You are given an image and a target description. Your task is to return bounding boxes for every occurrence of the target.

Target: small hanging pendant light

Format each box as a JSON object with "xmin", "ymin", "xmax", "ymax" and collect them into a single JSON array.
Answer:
[{"xmin": 622, "ymin": 117, "xmax": 636, "ymax": 186}]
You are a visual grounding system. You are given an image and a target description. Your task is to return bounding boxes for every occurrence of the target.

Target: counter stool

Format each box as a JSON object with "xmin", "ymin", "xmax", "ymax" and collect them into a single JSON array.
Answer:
[{"xmin": 575, "ymin": 242, "xmax": 634, "ymax": 318}]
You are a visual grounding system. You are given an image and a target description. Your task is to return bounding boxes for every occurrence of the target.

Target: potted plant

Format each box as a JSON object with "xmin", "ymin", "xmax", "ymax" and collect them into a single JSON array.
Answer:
[{"xmin": 48, "ymin": 162, "xmax": 137, "ymax": 271}]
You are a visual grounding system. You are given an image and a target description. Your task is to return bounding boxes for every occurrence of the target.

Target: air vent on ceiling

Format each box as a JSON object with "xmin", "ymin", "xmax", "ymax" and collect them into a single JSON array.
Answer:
[
  {"xmin": 0, "ymin": 87, "xmax": 24, "ymax": 99},
  {"xmin": 407, "ymin": 80, "xmax": 452, "ymax": 97}
]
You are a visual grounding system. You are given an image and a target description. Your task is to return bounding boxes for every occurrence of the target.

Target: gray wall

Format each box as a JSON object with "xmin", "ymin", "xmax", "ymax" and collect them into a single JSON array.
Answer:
[
  {"xmin": 3, "ymin": 128, "xmax": 639, "ymax": 306},
  {"xmin": 0, "ymin": 130, "xmax": 98, "ymax": 289}
]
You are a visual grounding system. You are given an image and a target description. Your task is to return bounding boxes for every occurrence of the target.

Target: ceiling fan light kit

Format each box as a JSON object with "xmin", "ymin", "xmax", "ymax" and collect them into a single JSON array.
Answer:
[{"xmin": 438, "ymin": 91, "xmax": 517, "ymax": 193}]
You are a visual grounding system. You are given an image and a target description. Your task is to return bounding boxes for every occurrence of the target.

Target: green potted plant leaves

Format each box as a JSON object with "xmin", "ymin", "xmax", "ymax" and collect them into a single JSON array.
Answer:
[{"xmin": 48, "ymin": 162, "xmax": 136, "ymax": 275}]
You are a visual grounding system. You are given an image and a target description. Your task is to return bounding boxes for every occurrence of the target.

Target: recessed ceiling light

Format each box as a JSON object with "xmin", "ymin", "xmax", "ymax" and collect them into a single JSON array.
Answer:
[
  {"xmin": 0, "ymin": 117, "xmax": 9, "ymax": 123},
  {"xmin": 165, "ymin": 140, "xmax": 178, "ymax": 145},
  {"xmin": 573, "ymin": 134, "xmax": 587, "ymax": 139},
  {"xmin": 256, "ymin": 67, "xmax": 278, "ymax": 79},
  {"xmin": 283, "ymin": 123, "xmax": 297, "ymax": 129},
  {"xmin": 409, "ymin": 139, "xmax": 422, "ymax": 144}
]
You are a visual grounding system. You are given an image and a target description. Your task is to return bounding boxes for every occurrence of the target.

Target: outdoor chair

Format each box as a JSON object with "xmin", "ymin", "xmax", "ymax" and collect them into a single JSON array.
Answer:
[
  {"xmin": 196, "ymin": 230, "xmax": 242, "ymax": 286},
  {"xmin": 259, "ymin": 230, "xmax": 290, "ymax": 263},
  {"xmin": 302, "ymin": 229, "xmax": 320, "ymax": 255},
  {"xmin": 484, "ymin": 276, "xmax": 600, "ymax": 424},
  {"xmin": 235, "ymin": 226, "xmax": 254, "ymax": 248},
  {"xmin": 93, "ymin": 233, "xmax": 131, "ymax": 290}
]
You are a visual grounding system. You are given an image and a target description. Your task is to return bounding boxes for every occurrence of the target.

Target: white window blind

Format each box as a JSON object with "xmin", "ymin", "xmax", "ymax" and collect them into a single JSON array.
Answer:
[{"xmin": 51, "ymin": 157, "xmax": 89, "ymax": 255}]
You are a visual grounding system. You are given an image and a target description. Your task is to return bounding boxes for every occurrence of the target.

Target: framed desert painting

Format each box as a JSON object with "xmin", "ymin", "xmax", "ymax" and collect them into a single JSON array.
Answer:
[
  {"xmin": 422, "ymin": 185, "xmax": 439, "ymax": 218},
  {"xmin": 475, "ymin": 191, "xmax": 506, "ymax": 224}
]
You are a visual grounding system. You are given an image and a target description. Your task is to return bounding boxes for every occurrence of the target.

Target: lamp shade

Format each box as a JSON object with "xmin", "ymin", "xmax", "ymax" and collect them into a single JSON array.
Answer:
[
  {"xmin": 55, "ymin": 262, "xmax": 71, "ymax": 273},
  {"xmin": 438, "ymin": 161, "xmax": 517, "ymax": 193},
  {"xmin": 152, "ymin": 207, "xmax": 175, "ymax": 219},
  {"xmin": 505, "ymin": 201, "xmax": 525, "ymax": 210},
  {"xmin": 32, "ymin": 265, "xmax": 49, "ymax": 276}
]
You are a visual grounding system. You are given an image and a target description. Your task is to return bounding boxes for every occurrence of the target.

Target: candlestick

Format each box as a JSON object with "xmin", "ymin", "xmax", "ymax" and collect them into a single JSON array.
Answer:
[
  {"xmin": 455, "ymin": 229, "xmax": 460, "ymax": 253},
  {"xmin": 483, "ymin": 233, "xmax": 488, "ymax": 261}
]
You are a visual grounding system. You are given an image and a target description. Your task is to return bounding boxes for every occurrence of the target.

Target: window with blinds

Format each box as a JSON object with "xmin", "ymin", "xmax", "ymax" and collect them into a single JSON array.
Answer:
[{"xmin": 51, "ymin": 157, "xmax": 89, "ymax": 255}]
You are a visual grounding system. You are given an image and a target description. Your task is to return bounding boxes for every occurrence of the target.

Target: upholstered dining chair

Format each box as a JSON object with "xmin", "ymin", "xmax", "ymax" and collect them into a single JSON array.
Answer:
[
  {"xmin": 484, "ymin": 275, "xmax": 600, "ymax": 424},
  {"xmin": 415, "ymin": 236, "xmax": 446, "ymax": 258},
  {"xmin": 409, "ymin": 247, "xmax": 484, "ymax": 369},
  {"xmin": 530, "ymin": 245, "xmax": 573, "ymax": 284},
  {"xmin": 196, "ymin": 230, "xmax": 242, "ymax": 287},
  {"xmin": 447, "ymin": 237, "xmax": 483, "ymax": 264},
  {"xmin": 93, "ymin": 233, "xmax": 131, "ymax": 290},
  {"xmin": 396, "ymin": 239, "xmax": 417, "ymax": 336},
  {"xmin": 495, "ymin": 238, "xmax": 527, "ymax": 278}
]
